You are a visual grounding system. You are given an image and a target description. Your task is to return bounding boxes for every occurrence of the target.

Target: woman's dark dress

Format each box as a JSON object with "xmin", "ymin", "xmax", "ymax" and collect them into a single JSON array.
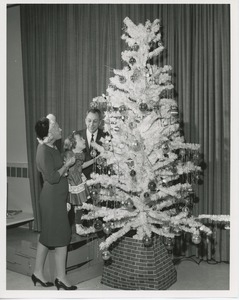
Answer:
[{"xmin": 36, "ymin": 144, "xmax": 71, "ymax": 247}]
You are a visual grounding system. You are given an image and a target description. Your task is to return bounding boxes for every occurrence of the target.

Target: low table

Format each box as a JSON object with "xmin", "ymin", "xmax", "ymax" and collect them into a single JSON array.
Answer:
[{"xmin": 7, "ymin": 211, "xmax": 34, "ymax": 229}]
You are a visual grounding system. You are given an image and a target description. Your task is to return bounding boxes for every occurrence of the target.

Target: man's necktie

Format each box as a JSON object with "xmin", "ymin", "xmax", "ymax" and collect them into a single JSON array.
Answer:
[
  {"xmin": 91, "ymin": 133, "xmax": 94, "ymax": 143},
  {"xmin": 90, "ymin": 134, "xmax": 94, "ymax": 153}
]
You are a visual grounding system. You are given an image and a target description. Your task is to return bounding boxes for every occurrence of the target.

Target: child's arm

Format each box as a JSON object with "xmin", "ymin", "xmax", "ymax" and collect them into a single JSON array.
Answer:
[
  {"xmin": 82, "ymin": 157, "xmax": 97, "ymax": 169},
  {"xmin": 82, "ymin": 141, "xmax": 105, "ymax": 169}
]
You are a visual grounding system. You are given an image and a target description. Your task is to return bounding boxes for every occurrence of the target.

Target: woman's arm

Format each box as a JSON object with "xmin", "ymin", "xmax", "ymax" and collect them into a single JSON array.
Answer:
[{"xmin": 58, "ymin": 156, "xmax": 76, "ymax": 176}]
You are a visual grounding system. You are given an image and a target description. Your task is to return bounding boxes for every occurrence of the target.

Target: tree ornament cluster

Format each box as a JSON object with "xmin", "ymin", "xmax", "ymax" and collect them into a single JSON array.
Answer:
[{"xmin": 77, "ymin": 17, "xmax": 230, "ymax": 259}]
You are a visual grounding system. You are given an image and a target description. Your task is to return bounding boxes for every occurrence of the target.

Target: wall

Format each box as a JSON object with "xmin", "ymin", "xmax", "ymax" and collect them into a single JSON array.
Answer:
[{"xmin": 7, "ymin": 5, "xmax": 32, "ymax": 214}]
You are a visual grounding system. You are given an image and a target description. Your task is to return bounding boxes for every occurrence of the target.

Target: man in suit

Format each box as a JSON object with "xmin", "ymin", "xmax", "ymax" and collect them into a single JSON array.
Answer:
[{"xmin": 79, "ymin": 108, "xmax": 105, "ymax": 180}]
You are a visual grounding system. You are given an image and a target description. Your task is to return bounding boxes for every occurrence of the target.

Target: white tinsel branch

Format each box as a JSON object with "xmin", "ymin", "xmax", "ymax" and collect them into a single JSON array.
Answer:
[
  {"xmin": 151, "ymin": 225, "xmax": 175, "ymax": 238},
  {"xmin": 75, "ymin": 224, "xmax": 96, "ymax": 235},
  {"xmin": 99, "ymin": 223, "xmax": 132, "ymax": 251},
  {"xmin": 196, "ymin": 214, "xmax": 230, "ymax": 223}
]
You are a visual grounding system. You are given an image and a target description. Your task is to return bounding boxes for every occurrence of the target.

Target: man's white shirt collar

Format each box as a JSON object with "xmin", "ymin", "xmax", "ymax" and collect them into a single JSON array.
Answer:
[{"xmin": 86, "ymin": 129, "xmax": 98, "ymax": 145}]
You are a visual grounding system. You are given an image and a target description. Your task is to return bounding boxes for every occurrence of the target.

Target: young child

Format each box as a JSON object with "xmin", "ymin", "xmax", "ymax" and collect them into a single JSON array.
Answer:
[{"xmin": 63, "ymin": 131, "xmax": 96, "ymax": 232}]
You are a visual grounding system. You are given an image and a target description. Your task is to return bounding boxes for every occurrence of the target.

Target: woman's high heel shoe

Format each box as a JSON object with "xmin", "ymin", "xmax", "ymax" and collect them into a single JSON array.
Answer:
[
  {"xmin": 31, "ymin": 274, "xmax": 54, "ymax": 287},
  {"xmin": 55, "ymin": 278, "xmax": 77, "ymax": 290}
]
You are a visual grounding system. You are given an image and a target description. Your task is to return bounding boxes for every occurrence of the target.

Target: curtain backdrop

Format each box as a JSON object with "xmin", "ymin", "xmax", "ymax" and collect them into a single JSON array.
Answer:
[{"xmin": 20, "ymin": 4, "xmax": 230, "ymax": 261}]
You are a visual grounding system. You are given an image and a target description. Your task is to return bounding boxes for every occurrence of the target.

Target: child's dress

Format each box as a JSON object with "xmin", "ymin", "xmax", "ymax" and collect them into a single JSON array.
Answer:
[{"xmin": 65, "ymin": 151, "xmax": 90, "ymax": 227}]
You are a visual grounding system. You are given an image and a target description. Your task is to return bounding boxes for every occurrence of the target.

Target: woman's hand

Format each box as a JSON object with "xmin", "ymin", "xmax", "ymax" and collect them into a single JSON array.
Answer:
[
  {"xmin": 59, "ymin": 156, "xmax": 76, "ymax": 177},
  {"xmin": 67, "ymin": 203, "xmax": 71, "ymax": 212}
]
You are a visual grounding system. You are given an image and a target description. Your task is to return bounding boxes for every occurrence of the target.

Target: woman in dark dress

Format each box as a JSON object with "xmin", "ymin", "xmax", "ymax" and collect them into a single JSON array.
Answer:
[{"xmin": 33, "ymin": 114, "xmax": 77, "ymax": 290}]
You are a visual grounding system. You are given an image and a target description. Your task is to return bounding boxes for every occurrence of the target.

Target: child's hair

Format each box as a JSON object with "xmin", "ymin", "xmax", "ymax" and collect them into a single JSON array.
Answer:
[{"xmin": 63, "ymin": 131, "xmax": 81, "ymax": 151}]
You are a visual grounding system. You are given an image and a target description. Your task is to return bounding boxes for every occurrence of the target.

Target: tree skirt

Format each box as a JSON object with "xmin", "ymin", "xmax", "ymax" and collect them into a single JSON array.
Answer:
[{"xmin": 101, "ymin": 235, "xmax": 177, "ymax": 290}]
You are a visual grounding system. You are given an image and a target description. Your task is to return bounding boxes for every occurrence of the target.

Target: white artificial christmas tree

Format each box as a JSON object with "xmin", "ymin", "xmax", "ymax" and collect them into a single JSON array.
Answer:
[{"xmin": 76, "ymin": 17, "xmax": 230, "ymax": 260}]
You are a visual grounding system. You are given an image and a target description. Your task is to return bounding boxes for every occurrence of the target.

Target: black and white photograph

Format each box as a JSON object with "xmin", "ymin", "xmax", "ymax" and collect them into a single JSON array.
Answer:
[{"xmin": 2, "ymin": 0, "xmax": 239, "ymax": 299}]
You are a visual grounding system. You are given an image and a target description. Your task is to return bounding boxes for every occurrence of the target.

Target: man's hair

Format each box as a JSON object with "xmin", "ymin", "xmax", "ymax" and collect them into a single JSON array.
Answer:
[{"xmin": 86, "ymin": 108, "xmax": 101, "ymax": 119}]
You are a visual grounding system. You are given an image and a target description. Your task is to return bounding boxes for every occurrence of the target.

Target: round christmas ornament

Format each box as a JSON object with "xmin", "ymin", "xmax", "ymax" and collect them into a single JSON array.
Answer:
[
  {"xmin": 94, "ymin": 219, "xmax": 103, "ymax": 230},
  {"xmin": 91, "ymin": 185, "xmax": 98, "ymax": 192},
  {"xmin": 131, "ymin": 140, "xmax": 141, "ymax": 151},
  {"xmin": 192, "ymin": 234, "xmax": 202, "ymax": 244},
  {"xmin": 91, "ymin": 190, "xmax": 98, "ymax": 201},
  {"xmin": 124, "ymin": 198, "xmax": 134, "ymax": 209},
  {"xmin": 129, "ymin": 121, "xmax": 137, "ymax": 130},
  {"xmin": 119, "ymin": 75, "xmax": 126, "ymax": 83},
  {"xmin": 173, "ymin": 226, "xmax": 182, "ymax": 236},
  {"xmin": 103, "ymin": 223, "xmax": 112, "ymax": 235},
  {"xmin": 120, "ymin": 199, "xmax": 125, "ymax": 207},
  {"xmin": 130, "ymin": 69, "xmax": 141, "ymax": 82},
  {"xmin": 113, "ymin": 126, "xmax": 120, "ymax": 132},
  {"xmin": 110, "ymin": 221, "xmax": 115, "ymax": 229},
  {"xmin": 195, "ymin": 172, "xmax": 201, "ymax": 181},
  {"xmin": 161, "ymin": 178, "xmax": 167, "ymax": 187},
  {"xmin": 132, "ymin": 43, "xmax": 139, "ymax": 51},
  {"xmin": 193, "ymin": 152, "xmax": 200, "ymax": 162},
  {"xmin": 148, "ymin": 181, "xmax": 157, "ymax": 191},
  {"xmin": 95, "ymin": 182, "xmax": 101, "ymax": 190},
  {"xmin": 139, "ymin": 102, "xmax": 148, "ymax": 111},
  {"xmin": 142, "ymin": 235, "xmax": 153, "ymax": 247},
  {"xmin": 170, "ymin": 166, "xmax": 177, "ymax": 174},
  {"xmin": 153, "ymin": 103, "xmax": 160, "ymax": 111},
  {"xmin": 182, "ymin": 206, "xmax": 190, "ymax": 213},
  {"xmin": 107, "ymin": 105, "xmax": 113, "ymax": 112},
  {"xmin": 144, "ymin": 192, "xmax": 150, "ymax": 199},
  {"xmin": 224, "ymin": 223, "xmax": 230, "ymax": 230},
  {"xmin": 130, "ymin": 170, "xmax": 136, "ymax": 177},
  {"xmin": 170, "ymin": 106, "xmax": 178, "ymax": 116},
  {"xmin": 129, "ymin": 57, "xmax": 136, "ymax": 65},
  {"xmin": 162, "ymin": 143, "xmax": 169, "ymax": 153},
  {"xmin": 179, "ymin": 148, "xmax": 186, "ymax": 156},
  {"xmin": 102, "ymin": 250, "xmax": 111, "ymax": 261},
  {"xmin": 163, "ymin": 237, "xmax": 174, "ymax": 251},
  {"xmin": 162, "ymin": 225, "xmax": 170, "ymax": 233},
  {"xmin": 126, "ymin": 158, "xmax": 134, "ymax": 168},
  {"xmin": 90, "ymin": 149, "xmax": 97, "ymax": 158},
  {"xmin": 119, "ymin": 104, "xmax": 127, "ymax": 113},
  {"xmin": 108, "ymin": 187, "xmax": 114, "ymax": 197}
]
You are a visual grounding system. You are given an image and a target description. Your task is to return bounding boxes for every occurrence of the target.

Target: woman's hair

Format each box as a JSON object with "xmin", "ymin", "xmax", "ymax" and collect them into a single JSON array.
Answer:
[
  {"xmin": 35, "ymin": 118, "xmax": 50, "ymax": 140},
  {"xmin": 35, "ymin": 114, "xmax": 57, "ymax": 144},
  {"xmin": 63, "ymin": 131, "xmax": 81, "ymax": 151}
]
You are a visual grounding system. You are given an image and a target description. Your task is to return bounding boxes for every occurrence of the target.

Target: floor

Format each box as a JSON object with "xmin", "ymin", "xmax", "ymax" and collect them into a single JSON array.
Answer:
[
  {"xmin": 5, "ymin": 226, "xmax": 231, "ymax": 298},
  {"xmin": 7, "ymin": 259, "xmax": 229, "ymax": 291}
]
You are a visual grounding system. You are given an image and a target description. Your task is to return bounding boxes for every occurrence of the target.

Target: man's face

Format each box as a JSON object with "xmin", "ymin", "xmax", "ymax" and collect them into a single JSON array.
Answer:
[{"xmin": 85, "ymin": 112, "xmax": 101, "ymax": 133}]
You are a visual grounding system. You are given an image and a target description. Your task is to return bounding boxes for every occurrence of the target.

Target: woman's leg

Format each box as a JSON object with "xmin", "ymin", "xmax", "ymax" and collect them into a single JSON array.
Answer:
[
  {"xmin": 33, "ymin": 241, "xmax": 49, "ymax": 281},
  {"xmin": 54, "ymin": 246, "xmax": 72, "ymax": 286}
]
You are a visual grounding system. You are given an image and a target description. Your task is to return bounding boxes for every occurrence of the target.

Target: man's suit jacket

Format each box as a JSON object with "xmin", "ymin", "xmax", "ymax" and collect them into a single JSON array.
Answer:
[{"xmin": 78, "ymin": 128, "xmax": 105, "ymax": 179}]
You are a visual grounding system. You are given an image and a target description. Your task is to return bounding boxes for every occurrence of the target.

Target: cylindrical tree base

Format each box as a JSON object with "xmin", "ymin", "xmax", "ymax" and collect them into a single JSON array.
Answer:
[{"xmin": 101, "ymin": 235, "xmax": 177, "ymax": 290}]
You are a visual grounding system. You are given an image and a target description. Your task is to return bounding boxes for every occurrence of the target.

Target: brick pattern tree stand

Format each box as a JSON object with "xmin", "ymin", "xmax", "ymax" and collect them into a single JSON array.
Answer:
[{"xmin": 101, "ymin": 235, "xmax": 177, "ymax": 290}]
